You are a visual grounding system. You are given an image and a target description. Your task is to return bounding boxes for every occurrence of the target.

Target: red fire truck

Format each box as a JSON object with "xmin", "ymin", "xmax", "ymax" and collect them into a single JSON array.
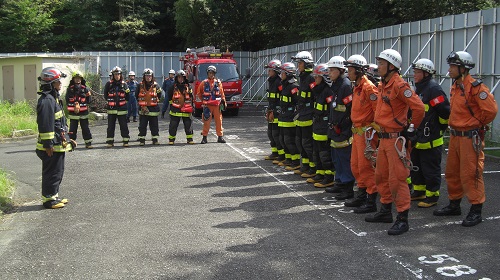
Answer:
[{"xmin": 181, "ymin": 46, "xmax": 244, "ymax": 116}]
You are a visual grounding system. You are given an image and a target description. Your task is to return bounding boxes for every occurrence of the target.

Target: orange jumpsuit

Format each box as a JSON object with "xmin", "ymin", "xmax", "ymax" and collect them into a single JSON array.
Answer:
[
  {"xmin": 445, "ymin": 74, "xmax": 497, "ymax": 204},
  {"xmin": 374, "ymin": 74, "xmax": 425, "ymax": 212},
  {"xmin": 197, "ymin": 78, "xmax": 226, "ymax": 137},
  {"xmin": 350, "ymin": 75, "xmax": 379, "ymax": 195}
]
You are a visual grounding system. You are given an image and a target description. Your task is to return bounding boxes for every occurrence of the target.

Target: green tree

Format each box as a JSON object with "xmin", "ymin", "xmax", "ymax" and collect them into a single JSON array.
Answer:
[
  {"xmin": 0, "ymin": 0, "xmax": 56, "ymax": 52},
  {"xmin": 174, "ymin": 0, "xmax": 213, "ymax": 48}
]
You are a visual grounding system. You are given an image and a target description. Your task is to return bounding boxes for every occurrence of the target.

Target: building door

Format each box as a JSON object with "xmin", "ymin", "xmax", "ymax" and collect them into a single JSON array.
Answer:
[
  {"xmin": 24, "ymin": 65, "xmax": 37, "ymax": 101},
  {"xmin": 2, "ymin": 65, "xmax": 14, "ymax": 102}
]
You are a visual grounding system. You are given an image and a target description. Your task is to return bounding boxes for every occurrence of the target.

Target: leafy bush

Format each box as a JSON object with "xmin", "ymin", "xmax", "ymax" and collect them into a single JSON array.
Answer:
[{"xmin": 0, "ymin": 101, "xmax": 37, "ymax": 138}]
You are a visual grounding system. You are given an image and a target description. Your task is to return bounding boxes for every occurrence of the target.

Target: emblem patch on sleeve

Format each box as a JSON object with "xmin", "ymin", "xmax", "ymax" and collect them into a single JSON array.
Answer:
[
  {"xmin": 403, "ymin": 89, "xmax": 413, "ymax": 98},
  {"xmin": 369, "ymin": 93, "xmax": 377, "ymax": 101},
  {"xmin": 479, "ymin": 91, "xmax": 488, "ymax": 100}
]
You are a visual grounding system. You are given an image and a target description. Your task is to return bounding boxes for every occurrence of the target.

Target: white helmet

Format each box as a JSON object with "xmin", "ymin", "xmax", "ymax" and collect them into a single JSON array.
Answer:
[
  {"xmin": 446, "ymin": 51, "xmax": 475, "ymax": 69},
  {"xmin": 344, "ymin": 55, "xmax": 367, "ymax": 68},
  {"xmin": 376, "ymin": 49, "xmax": 402, "ymax": 69},
  {"xmin": 412, "ymin": 58, "xmax": 436, "ymax": 74},
  {"xmin": 207, "ymin": 65, "xmax": 217, "ymax": 73},
  {"xmin": 143, "ymin": 68, "xmax": 154, "ymax": 76},
  {"xmin": 327, "ymin": 56, "xmax": 346, "ymax": 70},
  {"xmin": 111, "ymin": 66, "xmax": 122, "ymax": 74},
  {"xmin": 292, "ymin": 51, "xmax": 314, "ymax": 64},
  {"xmin": 169, "ymin": 69, "xmax": 175, "ymax": 74},
  {"xmin": 128, "ymin": 71, "xmax": 136, "ymax": 76}
]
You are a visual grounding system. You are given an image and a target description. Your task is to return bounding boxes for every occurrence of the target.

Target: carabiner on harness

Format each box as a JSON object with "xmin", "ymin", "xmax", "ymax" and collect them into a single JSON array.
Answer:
[
  {"xmin": 394, "ymin": 136, "xmax": 419, "ymax": 171},
  {"xmin": 364, "ymin": 127, "xmax": 377, "ymax": 168}
]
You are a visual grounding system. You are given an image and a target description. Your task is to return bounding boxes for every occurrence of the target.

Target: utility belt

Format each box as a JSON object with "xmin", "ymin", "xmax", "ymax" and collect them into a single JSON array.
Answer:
[
  {"xmin": 378, "ymin": 131, "xmax": 403, "ymax": 139},
  {"xmin": 449, "ymin": 128, "xmax": 479, "ymax": 138}
]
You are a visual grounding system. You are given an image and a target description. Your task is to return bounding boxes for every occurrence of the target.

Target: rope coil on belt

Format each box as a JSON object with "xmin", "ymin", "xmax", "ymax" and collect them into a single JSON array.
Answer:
[
  {"xmin": 394, "ymin": 136, "xmax": 419, "ymax": 171},
  {"xmin": 363, "ymin": 127, "xmax": 377, "ymax": 168}
]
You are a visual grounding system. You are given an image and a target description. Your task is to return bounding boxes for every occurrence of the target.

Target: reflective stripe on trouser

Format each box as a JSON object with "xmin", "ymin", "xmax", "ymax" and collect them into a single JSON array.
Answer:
[
  {"xmin": 375, "ymin": 138, "xmax": 411, "ymax": 212},
  {"xmin": 202, "ymin": 104, "xmax": 223, "ymax": 136},
  {"xmin": 350, "ymin": 133, "xmax": 377, "ymax": 194},
  {"xmin": 69, "ymin": 118, "xmax": 92, "ymax": 142},
  {"xmin": 107, "ymin": 114, "xmax": 130, "ymax": 143},
  {"xmin": 139, "ymin": 115, "xmax": 159, "ymax": 139},
  {"xmin": 169, "ymin": 115, "xmax": 193, "ymax": 140},
  {"xmin": 410, "ymin": 145, "xmax": 443, "ymax": 195},
  {"xmin": 268, "ymin": 122, "xmax": 282, "ymax": 153},
  {"xmin": 445, "ymin": 135, "xmax": 485, "ymax": 204},
  {"xmin": 296, "ymin": 125, "xmax": 313, "ymax": 167},
  {"xmin": 283, "ymin": 126, "xmax": 300, "ymax": 161},
  {"xmin": 36, "ymin": 150, "xmax": 65, "ymax": 198},
  {"xmin": 313, "ymin": 139, "xmax": 332, "ymax": 172},
  {"xmin": 332, "ymin": 145, "xmax": 355, "ymax": 184}
]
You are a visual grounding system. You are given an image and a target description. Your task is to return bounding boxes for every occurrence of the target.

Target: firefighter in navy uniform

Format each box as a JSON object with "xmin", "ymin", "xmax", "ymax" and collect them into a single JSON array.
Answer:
[
  {"xmin": 264, "ymin": 59, "xmax": 283, "ymax": 161},
  {"xmin": 65, "ymin": 71, "xmax": 93, "ymax": 149},
  {"xmin": 127, "ymin": 71, "xmax": 139, "ymax": 122},
  {"xmin": 309, "ymin": 63, "xmax": 335, "ymax": 188},
  {"xmin": 342, "ymin": 55, "xmax": 380, "ymax": 214},
  {"xmin": 36, "ymin": 67, "xmax": 75, "ymax": 209},
  {"xmin": 291, "ymin": 51, "xmax": 316, "ymax": 173},
  {"xmin": 409, "ymin": 59, "xmax": 450, "ymax": 208},
  {"xmin": 324, "ymin": 56, "xmax": 355, "ymax": 198},
  {"xmin": 136, "ymin": 68, "xmax": 162, "ymax": 145},
  {"xmin": 103, "ymin": 66, "xmax": 130, "ymax": 147},
  {"xmin": 277, "ymin": 62, "xmax": 301, "ymax": 168},
  {"xmin": 434, "ymin": 51, "xmax": 497, "ymax": 227},
  {"xmin": 365, "ymin": 49, "xmax": 425, "ymax": 235},
  {"xmin": 168, "ymin": 70, "xmax": 195, "ymax": 145}
]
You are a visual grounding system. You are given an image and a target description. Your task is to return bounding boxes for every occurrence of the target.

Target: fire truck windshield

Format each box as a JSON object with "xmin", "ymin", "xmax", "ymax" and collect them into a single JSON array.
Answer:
[{"xmin": 197, "ymin": 63, "xmax": 239, "ymax": 82}]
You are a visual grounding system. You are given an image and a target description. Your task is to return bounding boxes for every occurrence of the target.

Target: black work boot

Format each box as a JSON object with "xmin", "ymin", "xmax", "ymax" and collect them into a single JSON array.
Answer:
[
  {"xmin": 354, "ymin": 192, "xmax": 378, "ymax": 214},
  {"xmin": 306, "ymin": 174, "xmax": 324, "ymax": 184},
  {"xmin": 264, "ymin": 152, "xmax": 279, "ymax": 160},
  {"xmin": 433, "ymin": 199, "xmax": 462, "ymax": 216},
  {"xmin": 314, "ymin": 174, "xmax": 335, "ymax": 188},
  {"xmin": 344, "ymin": 188, "xmax": 367, "ymax": 207},
  {"xmin": 217, "ymin": 136, "xmax": 226, "ymax": 143},
  {"xmin": 462, "ymin": 204, "xmax": 483, "ymax": 227},
  {"xmin": 388, "ymin": 210, "xmax": 409, "ymax": 235},
  {"xmin": 365, "ymin": 203, "xmax": 393, "ymax": 223},
  {"xmin": 411, "ymin": 190, "xmax": 426, "ymax": 201},
  {"xmin": 200, "ymin": 136, "xmax": 208, "ymax": 144},
  {"xmin": 325, "ymin": 182, "xmax": 344, "ymax": 193},
  {"xmin": 335, "ymin": 181, "xmax": 355, "ymax": 200}
]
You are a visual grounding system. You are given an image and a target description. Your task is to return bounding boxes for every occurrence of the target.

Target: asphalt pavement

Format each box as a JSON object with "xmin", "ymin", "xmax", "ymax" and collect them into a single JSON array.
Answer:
[{"xmin": 0, "ymin": 107, "xmax": 499, "ymax": 279}]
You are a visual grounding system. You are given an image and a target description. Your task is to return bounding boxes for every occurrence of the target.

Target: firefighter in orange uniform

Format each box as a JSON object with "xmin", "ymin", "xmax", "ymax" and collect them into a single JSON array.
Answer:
[
  {"xmin": 433, "ymin": 51, "xmax": 498, "ymax": 227},
  {"xmin": 342, "ymin": 55, "xmax": 380, "ymax": 213},
  {"xmin": 365, "ymin": 49, "xmax": 425, "ymax": 235},
  {"xmin": 197, "ymin": 65, "xmax": 227, "ymax": 144},
  {"xmin": 135, "ymin": 68, "xmax": 162, "ymax": 145}
]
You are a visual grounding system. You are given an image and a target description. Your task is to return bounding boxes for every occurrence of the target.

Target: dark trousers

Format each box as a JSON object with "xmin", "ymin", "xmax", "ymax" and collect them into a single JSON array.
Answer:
[
  {"xmin": 332, "ymin": 145, "xmax": 355, "ymax": 183},
  {"xmin": 296, "ymin": 125, "xmax": 313, "ymax": 163},
  {"xmin": 410, "ymin": 145, "xmax": 443, "ymax": 193},
  {"xmin": 169, "ymin": 115, "xmax": 193, "ymax": 139},
  {"xmin": 283, "ymin": 126, "xmax": 299, "ymax": 156},
  {"xmin": 313, "ymin": 140, "xmax": 333, "ymax": 171},
  {"xmin": 107, "ymin": 114, "xmax": 130, "ymax": 143},
  {"xmin": 138, "ymin": 115, "xmax": 159, "ymax": 139},
  {"xmin": 36, "ymin": 150, "xmax": 65, "ymax": 198},
  {"xmin": 268, "ymin": 123, "xmax": 281, "ymax": 151},
  {"xmin": 127, "ymin": 97, "xmax": 138, "ymax": 118},
  {"xmin": 279, "ymin": 127, "xmax": 288, "ymax": 160},
  {"xmin": 69, "ymin": 118, "xmax": 92, "ymax": 143}
]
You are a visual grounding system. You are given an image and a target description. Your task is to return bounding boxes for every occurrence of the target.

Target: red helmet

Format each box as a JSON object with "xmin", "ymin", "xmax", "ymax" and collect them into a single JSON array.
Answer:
[
  {"xmin": 38, "ymin": 67, "xmax": 66, "ymax": 85},
  {"xmin": 280, "ymin": 62, "xmax": 297, "ymax": 75},
  {"xmin": 312, "ymin": 63, "xmax": 329, "ymax": 82},
  {"xmin": 265, "ymin": 59, "xmax": 282, "ymax": 71}
]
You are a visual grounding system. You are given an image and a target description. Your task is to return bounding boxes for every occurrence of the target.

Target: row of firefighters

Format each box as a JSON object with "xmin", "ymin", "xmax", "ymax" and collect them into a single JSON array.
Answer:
[
  {"xmin": 63, "ymin": 65, "xmax": 228, "ymax": 148},
  {"xmin": 264, "ymin": 49, "xmax": 497, "ymax": 235}
]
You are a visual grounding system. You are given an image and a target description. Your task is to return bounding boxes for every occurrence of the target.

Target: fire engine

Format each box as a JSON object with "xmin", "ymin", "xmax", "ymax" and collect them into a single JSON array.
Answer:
[{"xmin": 181, "ymin": 46, "xmax": 244, "ymax": 116}]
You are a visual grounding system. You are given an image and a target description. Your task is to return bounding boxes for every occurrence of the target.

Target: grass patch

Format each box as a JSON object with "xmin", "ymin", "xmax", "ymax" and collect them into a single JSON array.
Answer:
[
  {"xmin": 0, "ymin": 168, "xmax": 14, "ymax": 216},
  {"xmin": 0, "ymin": 100, "xmax": 37, "ymax": 139}
]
